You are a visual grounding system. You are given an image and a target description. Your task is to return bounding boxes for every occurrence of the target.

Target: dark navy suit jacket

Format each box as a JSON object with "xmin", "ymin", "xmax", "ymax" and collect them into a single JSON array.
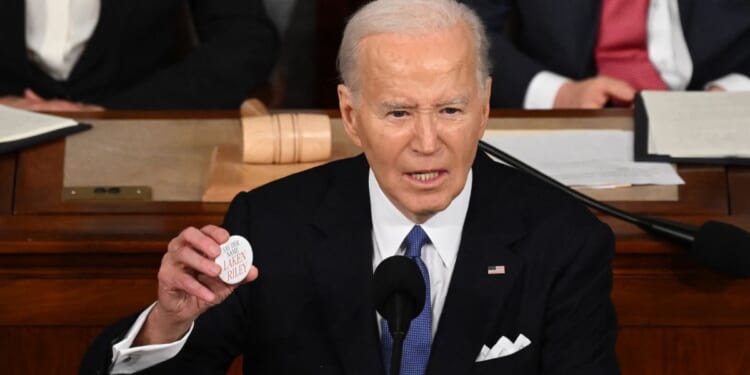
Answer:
[
  {"xmin": 0, "ymin": 0, "xmax": 278, "ymax": 109},
  {"xmin": 80, "ymin": 152, "xmax": 619, "ymax": 374},
  {"xmin": 460, "ymin": 0, "xmax": 750, "ymax": 108}
]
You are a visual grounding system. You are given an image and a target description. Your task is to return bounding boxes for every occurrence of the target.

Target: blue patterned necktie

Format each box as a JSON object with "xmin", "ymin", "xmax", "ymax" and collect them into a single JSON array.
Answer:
[{"xmin": 382, "ymin": 225, "xmax": 432, "ymax": 375}]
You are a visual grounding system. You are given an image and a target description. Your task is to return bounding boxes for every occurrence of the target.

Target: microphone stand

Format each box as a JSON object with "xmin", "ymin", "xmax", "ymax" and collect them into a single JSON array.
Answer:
[
  {"xmin": 477, "ymin": 141, "xmax": 698, "ymax": 242},
  {"xmin": 387, "ymin": 294, "xmax": 412, "ymax": 375},
  {"xmin": 390, "ymin": 332, "xmax": 405, "ymax": 375},
  {"xmin": 374, "ymin": 256, "xmax": 424, "ymax": 375},
  {"xmin": 479, "ymin": 139, "xmax": 750, "ymax": 278}
]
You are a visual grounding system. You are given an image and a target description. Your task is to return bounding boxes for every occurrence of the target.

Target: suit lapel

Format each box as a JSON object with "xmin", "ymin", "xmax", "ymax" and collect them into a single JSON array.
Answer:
[
  {"xmin": 68, "ymin": 0, "xmax": 122, "ymax": 83},
  {"xmin": 3, "ymin": 0, "xmax": 29, "ymax": 80},
  {"xmin": 427, "ymin": 152, "xmax": 527, "ymax": 375},
  {"xmin": 306, "ymin": 155, "xmax": 385, "ymax": 375},
  {"xmin": 677, "ymin": 0, "xmax": 693, "ymax": 41}
]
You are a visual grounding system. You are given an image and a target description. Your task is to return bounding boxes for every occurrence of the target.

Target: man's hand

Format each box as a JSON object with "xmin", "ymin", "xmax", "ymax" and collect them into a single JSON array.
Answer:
[
  {"xmin": 135, "ymin": 225, "xmax": 259, "ymax": 346},
  {"xmin": 554, "ymin": 76, "xmax": 636, "ymax": 109},
  {"xmin": 0, "ymin": 89, "xmax": 104, "ymax": 111}
]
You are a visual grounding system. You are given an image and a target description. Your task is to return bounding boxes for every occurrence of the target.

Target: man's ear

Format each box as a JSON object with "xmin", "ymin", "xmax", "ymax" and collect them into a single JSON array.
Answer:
[
  {"xmin": 337, "ymin": 84, "xmax": 363, "ymax": 147},
  {"xmin": 483, "ymin": 77, "xmax": 492, "ymax": 116},
  {"xmin": 478, "ymin": 77, "xmax": 492, "ymax": 136}
]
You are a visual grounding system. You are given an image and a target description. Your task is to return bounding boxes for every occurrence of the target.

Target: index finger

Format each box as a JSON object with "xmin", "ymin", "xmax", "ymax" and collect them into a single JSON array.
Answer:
[
  {"xmin": 200, "ymin": 225, "xmax": 230, "ymax": 246},
  {"xmin": 173, "ymin": 226, "xmax": 222, "ymax": 259},
  {"xmin": 600, "ymin": 76, "xmax": 636, "ymax": 102}
]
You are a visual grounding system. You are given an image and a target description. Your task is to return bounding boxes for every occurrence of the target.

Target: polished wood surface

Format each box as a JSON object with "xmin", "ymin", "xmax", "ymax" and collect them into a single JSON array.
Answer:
[
  {"xmin": 0, "ymin": 153, "xmax": 14, "ymax": 215},
  {"xmin": 1, "ymin": 110, "xmax": 748, "ymax": 375},
  {"xmin": 729, "ymin": 166, "xmax": 750, "ymax": 216}
]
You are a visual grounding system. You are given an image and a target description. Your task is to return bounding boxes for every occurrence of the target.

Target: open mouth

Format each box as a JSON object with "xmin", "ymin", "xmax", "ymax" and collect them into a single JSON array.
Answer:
[{"xmin": 408, "ymin": 170, "xmax": 444, "ymax": 182}]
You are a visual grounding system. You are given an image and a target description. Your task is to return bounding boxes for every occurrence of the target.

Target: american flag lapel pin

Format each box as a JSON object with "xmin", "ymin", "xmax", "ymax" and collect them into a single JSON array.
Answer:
[{"xmin": 487, "ymin": 265, "xmax": 506, "ymax": 275}]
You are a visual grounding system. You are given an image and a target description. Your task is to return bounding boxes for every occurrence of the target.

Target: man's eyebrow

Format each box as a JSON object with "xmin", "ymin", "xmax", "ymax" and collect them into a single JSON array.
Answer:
[
  {"xmin": 435, "ymin": 96, "xmax": 469, "ymax": 107},
  {"xmin": 380, "ymin": 101, "xmax": 418, "ymax": 111}
]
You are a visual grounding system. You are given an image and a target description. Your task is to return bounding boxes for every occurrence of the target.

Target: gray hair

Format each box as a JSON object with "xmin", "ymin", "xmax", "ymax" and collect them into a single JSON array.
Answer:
[{"xmin": 337, "ymin": 0, "xmax": 491, "ymax": 97}]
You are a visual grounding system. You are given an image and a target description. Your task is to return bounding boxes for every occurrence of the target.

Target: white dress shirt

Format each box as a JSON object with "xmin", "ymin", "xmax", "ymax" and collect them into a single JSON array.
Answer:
[
  {"xmin": 370, "ymin": 169, "xmax": 472, "ymax": 337},
  {"xmin": 523, "ymin": 0, "xmax": 750, "ymax": 109},
  {"xmin": 25, "ymin": 0, "xmax": 100, "ymax": 81},
  {"xmin": 109, "ymin": 168, "xmax": 474, "ymax": 373}
]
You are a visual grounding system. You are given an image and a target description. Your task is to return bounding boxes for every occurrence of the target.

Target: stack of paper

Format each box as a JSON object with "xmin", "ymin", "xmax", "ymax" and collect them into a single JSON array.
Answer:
[{"xmin": 482, "ymin": 129, "xmax": 684, "ymax": 188}]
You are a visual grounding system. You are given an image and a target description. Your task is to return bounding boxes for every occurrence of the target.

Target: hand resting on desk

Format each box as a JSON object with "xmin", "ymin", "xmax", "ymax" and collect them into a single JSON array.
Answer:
[{"xmin": 0, "ymin": 88, "xmax": 104, "ymax": 111}]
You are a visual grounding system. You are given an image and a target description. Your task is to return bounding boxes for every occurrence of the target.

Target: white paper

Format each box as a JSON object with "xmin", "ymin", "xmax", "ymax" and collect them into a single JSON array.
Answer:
[
  {"xmin": 482, "ymin": 129, "xmax": 684, "ymax": 188},
  {"xmin": 0, "ymin": 104, "xmax": 78, "ymax": 143}
]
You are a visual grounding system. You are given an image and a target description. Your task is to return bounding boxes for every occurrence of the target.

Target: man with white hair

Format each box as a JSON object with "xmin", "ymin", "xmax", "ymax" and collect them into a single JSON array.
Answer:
[{"xmin": 81, "ymin": 1, "xmax": 619, "ymax": 374}]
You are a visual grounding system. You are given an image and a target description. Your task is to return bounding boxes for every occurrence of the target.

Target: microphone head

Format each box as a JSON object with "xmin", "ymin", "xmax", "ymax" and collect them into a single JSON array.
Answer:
[
  {"xmin": 692, "ymin": 221, "xmax": 750, "ymax": 278},
  {"xmin": 373, "ymin": 256, "xmax": 425, "ymax": 324}
]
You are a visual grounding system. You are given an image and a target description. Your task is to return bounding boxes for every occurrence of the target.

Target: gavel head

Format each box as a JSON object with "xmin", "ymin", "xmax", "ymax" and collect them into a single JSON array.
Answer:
[{"xmin": 242, "ymin": 113, "xmax": 332, "ymax": 164}]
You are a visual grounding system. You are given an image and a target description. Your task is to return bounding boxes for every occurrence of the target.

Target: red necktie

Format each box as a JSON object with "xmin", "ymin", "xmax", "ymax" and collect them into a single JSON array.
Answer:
[{"xmin": 595, "ymin": 0, "xmax": 668, "ymax": 92}]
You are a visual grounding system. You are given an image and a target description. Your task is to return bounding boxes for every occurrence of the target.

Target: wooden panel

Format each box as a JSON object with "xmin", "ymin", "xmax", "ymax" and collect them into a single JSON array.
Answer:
[
  {"xmin": 1, "ymin": 276, "xmax": 748, "ymax": 374},
  {"xmin": 14, "ymin": 139, "xmax": 230, "ymax": 215},
  {"xmin": 617, "ymin": 328, "xmax": 750, "ymax": 375},
  {"xmin": 1, "ymin": 328, "xmax": 747, "ymax": 375},
  {"xmin": 14, "ymin": 140, "xmax": 65, "ymax": 214},
  {"xmin": 12, "ymin": 111, "xmax": 246, "ymax": 215},
  {"xmin": 0, "ymin": 327, "xmax": 243, "ymax": 375},
  {"xmin": 0, "ymin": 152, "xmax": 15, "ymax": 215},
  {"xmin": 8, "ymin": 264, "xmax": 747, "ymax": 328},
  {"xmin": 0, "ymin": 327, "xmax": 103, "ymax": 375},
  {"xmin": 0, "ymin": 278, "xmax": 158, "ymax": 326},
  {"xmin": 729, "ymin": 166, "xmax": 750, "ymax": 216},
  {"xmin": 0, "ymin": 215, "xmax": 222, "ymax": 254},
  {"xmin": 613, "ymin": 271, "xmax": 750, "ymax": 326}
]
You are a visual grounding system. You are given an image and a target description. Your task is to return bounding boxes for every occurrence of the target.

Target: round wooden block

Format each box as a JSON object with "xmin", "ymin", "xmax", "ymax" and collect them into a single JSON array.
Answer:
[{"xmin": 242, "ymin": 113, "xmax": 332, "ymax": 164}]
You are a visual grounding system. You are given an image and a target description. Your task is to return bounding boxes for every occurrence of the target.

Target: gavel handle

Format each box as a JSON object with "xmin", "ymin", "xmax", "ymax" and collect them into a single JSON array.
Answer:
[{"xmin": 240, "ymin": 98, "xmax": 270, "ymax": 117}]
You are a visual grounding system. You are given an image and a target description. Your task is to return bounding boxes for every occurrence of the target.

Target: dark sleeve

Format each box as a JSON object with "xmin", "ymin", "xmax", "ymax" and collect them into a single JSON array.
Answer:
[
  {"xmin": 79, "ymin": 313, "xmax": 141, "ymax": 375},
  {"xmin": 684, "ymin": 2, "xmax": 750, "ymax": 90},
  {"xmin": 102, "ymin": 0, "xmax": 279, "ymax": 109},
  {"xmin": 79, "ymin": 194, "xmax": 256, "ymax": 375},
  {"xmin": 459, "ymin": 0, "xmax": 548, "ymax": 108},
  {"xmin": 542, "ymin": 219, "xmax": 620, "ymax": 375}
]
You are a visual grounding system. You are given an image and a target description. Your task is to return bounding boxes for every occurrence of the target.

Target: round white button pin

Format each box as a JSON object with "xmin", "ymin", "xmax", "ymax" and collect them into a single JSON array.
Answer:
[{"xmin": 215, "ymin": 235, "xmax": 253, "ymax": 284}]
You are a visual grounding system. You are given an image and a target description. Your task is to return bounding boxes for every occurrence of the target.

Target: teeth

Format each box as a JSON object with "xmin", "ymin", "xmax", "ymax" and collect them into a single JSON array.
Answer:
[{"xmin": 411, "ymin": 171, "xmax": 439, "ymax": 181}]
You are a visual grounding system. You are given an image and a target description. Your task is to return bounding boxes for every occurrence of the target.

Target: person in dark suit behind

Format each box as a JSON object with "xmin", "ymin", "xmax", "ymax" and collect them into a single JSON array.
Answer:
[
  {"xmin": 459, "ymin": 0, "xmax": 750, "ymax": 109},
  {"xmin": 80, "ymin": 0, "xmax": 619, "ymax": 373},
  {"xmin": 0, "ymin": 0, "xmax": 278, "ymax": 110}
]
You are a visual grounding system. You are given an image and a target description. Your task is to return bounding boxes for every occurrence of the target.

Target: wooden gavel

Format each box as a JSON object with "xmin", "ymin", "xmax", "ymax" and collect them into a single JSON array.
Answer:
[{"xmin": 240, "ymin": 99, "xmax": 331, "ymax": 164}]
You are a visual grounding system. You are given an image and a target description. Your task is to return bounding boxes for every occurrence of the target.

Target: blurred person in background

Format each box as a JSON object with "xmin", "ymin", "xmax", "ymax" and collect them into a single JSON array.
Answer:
[
  {"xmin": 460, "ymin": 0, "xmax": 750, "ymax": 108},
  {"xmin": 0, "ymin": 0, "xmax": 278, "ymax": 110}
]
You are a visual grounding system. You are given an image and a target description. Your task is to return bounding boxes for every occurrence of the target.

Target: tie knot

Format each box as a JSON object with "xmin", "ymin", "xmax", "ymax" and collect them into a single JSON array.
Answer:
[{"xmin": 404, "ymin": 225, "xmax": 429, "ymax": 259}]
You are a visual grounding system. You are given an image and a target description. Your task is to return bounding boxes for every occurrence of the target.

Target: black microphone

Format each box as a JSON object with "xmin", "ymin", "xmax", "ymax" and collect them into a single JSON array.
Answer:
[
  {"xmin": 373, "ymin": 256, "xmax": 425, "ymax": 375},
  {"xmin": 478, "ymin": 140, "xmax": 750, "ymax": 278}
]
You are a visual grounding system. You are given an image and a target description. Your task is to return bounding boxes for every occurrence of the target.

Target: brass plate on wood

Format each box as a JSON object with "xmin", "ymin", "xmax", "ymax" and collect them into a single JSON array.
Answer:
[{"xmin": 62, "ymin": 186, "xmax": 152, "ymax": 201}]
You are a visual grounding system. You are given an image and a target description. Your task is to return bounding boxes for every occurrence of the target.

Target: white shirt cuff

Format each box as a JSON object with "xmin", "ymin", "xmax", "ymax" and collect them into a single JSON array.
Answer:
[
  {"xmin": 110, "ymin": 302, "xmax": 195, "ymax": 374},
  {"xmin": 705, "ymin": 73, "xmax": 750, "ymax": 92},
  {"xmin": 523, "ymin": 71, "xmax": 572, "ymax": 109}
]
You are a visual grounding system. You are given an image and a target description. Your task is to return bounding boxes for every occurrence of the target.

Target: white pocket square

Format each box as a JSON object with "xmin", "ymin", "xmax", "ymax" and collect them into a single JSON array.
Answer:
[{"xmin": 475, "ymin": 333, "xmax": 531, "ymax": 362}]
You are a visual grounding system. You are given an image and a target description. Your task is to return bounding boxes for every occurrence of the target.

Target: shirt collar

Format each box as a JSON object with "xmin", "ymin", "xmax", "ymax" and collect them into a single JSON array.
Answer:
[{"xmin": 369, "ymin": 168, "xmax": 472, "ymax": 269}]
